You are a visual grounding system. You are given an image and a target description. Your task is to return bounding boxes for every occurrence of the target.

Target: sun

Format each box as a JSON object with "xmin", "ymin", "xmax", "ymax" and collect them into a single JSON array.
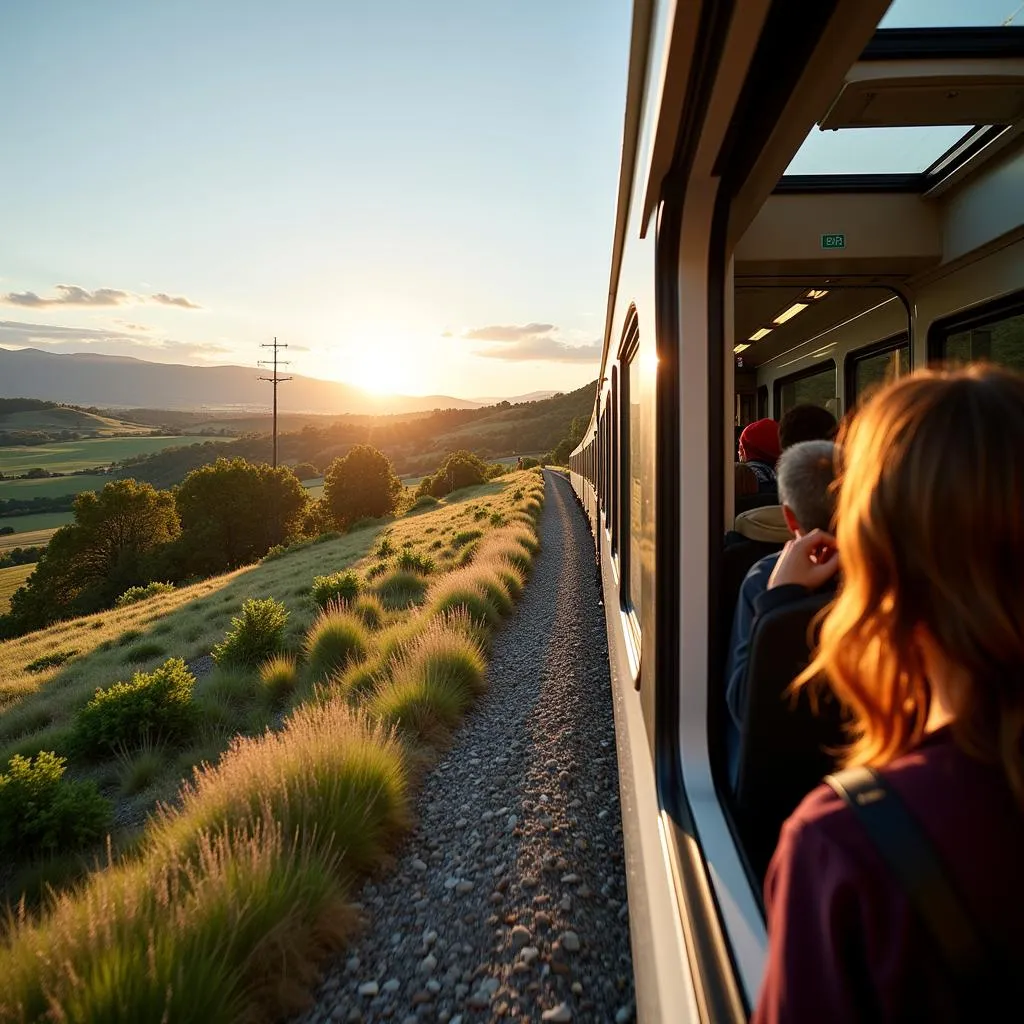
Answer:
[{"xmin": 328, "ymin": 341, "xmax": 418, "ymax": 395}]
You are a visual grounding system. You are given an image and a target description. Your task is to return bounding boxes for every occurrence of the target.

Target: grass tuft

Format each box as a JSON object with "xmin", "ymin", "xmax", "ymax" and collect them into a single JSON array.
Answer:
[
  {"xmin": 304, "ymin": 607, "xmax": 369, "ymax": 682},
  {"xmin": 375, "ymin": 569, "xmax": 428, "ymax": 611},
  {"xmin": 259, "ymin": 654, "xmax": 298, "ymax": 706}
]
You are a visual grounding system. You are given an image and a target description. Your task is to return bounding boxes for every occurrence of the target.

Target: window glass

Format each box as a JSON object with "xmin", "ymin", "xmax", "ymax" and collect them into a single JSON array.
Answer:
[
  {"xmin": 776, "ymin": 362, "xmax": 837, "ymax": 418},
  {"xmin": 942, "ymin": 311, "xmax": 1024, "ymax": 372},
  {"xmin": 785, "ymin": 125, "xmax": 972, "ymax": 176},
  {"xmin": 610, "ymin": 367, "xmax": 619, "ymax": 553},
  {"xmin": 853, "ymin": 342, "xmax": 910, "ymax": 403},
  {"xmin": 879, "ymin": 0, "xmax": 1021, "ymax": 28},
  {"xmin": 628, "ymin": 352, "xmax": 642, "ymax": 615}
]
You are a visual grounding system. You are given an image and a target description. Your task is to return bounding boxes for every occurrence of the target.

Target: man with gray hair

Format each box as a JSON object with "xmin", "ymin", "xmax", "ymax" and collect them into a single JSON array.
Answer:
[{"xmin": 724, "ymin": 440, "xmax": 837, "ymax": 785}]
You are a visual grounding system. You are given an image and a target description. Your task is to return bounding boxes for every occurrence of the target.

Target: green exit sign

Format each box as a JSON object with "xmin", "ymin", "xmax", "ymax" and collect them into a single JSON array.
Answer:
[{"xmin": 821, "ymin": 233, "xmax": 846, "ymax": 249}]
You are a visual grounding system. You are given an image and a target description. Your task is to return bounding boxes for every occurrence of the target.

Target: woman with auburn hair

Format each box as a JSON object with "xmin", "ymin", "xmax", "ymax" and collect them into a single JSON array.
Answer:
[{"xmin": 753, "ymin": 365, "xmax": 1024, "ymax": 1024}]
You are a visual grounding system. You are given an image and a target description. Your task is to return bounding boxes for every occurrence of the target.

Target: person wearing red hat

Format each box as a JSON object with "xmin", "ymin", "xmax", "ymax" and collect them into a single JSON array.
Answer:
[{"xmin": 739, "ymin": 417, "xmax": 781, "ymax": 493}]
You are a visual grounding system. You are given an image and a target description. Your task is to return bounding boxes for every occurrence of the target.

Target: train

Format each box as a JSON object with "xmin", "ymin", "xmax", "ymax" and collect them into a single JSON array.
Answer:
[{"xmin": 567, "ymin": 1, "xmax": 1024, "ymax": 1019}]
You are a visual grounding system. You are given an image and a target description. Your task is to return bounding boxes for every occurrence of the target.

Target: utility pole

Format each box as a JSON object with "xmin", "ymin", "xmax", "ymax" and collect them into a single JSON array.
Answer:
[{"xmin": 258, "ymin": 338, "xmax": 292, "ymax": 468}]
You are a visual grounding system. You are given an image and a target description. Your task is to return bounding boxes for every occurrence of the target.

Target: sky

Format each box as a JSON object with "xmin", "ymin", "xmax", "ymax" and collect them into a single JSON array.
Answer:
[{"xmin": 0, "ymin": 1, "xmax": 632, "ymax": 399}]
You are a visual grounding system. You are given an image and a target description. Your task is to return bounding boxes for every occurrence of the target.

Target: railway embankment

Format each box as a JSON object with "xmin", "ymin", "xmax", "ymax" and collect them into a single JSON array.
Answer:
[{"xmin": 301, "ymin": 472, "xmax": 635, "ymax": 1024}]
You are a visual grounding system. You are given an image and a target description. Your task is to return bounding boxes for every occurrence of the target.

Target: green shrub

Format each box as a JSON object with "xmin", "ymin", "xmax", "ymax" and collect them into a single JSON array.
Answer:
[
  {"xmin": 368, "ymin": 661, "xmax": 472, "ymax": 740},
  {"xmin": 311, "ymin": 570, "xmax": 361, "ymax": 609},
  {"xmin": 24, "ymin": 649, "xmax": 78, "ymax": 673},
  {"xmin": 396, "ymin": 550, "xmax": 434, "ymax": 575},
  {"xmin": 259, "ymin": 655, "xmax": 298, "ymax": 705},
  {"xmin": 376, "ymin": 537, "xmax": 394, "ymax": 558},
  {"xmin": 121, "ymin": 641, "xmax": 166, "ymax": 664},
  {"xmin": 304, "ymin": 609, "xmax": 369, "ymax": 682},
  {"xmin": 212, "ymin": 598, "xmax": 289, "ymax": 667},
  {"xmin": 74, "ymin": 658, "xmax": 198, "ymax": 756},
  {"xmin": 513, "ymin": 488, "xmax": 523, "ymax": 500},
  {"xmin": 451, "ymin": 529, "xmax": 483, "ymax": 549},
  {"xmin": 410, "ymin": 495, "xmax": 439, "ymax": 512},
  {"xmin": 114, "ymin": 582, "xmax": 175, "ymax": 608},
  {"xmin": 0, "ymin": 751, "xmax": 110, "ymax": 857},
  {"xmin": 489, "ymin": 512, "xmax": 506, "ymax": 527},
  {"xmin": 472, "ymin": 508, "xmax": 487, "ymax": 521},
  {"xmin": 366, "ymin": 560, "xmax": 390, "ymax": 580},
  {"xmin": 375, "ymin": 569, "xmax": 428, "ymax": 611},
  {"xmin": 262, "ymin": 544, "xmax": 289, "ymax": 562}
]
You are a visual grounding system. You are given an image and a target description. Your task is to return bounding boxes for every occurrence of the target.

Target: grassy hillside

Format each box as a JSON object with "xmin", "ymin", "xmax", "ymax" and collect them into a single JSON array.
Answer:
[
  {"xmin": 0, "ymin": 523, "xmax": 66, "ymax": 549},
  {"xmin": 0, "ymin": 564, "xmax": 34, "ymax": 614},
  {"xmin": 0, "ymin": 406, "xmax": 154, "ymax": 437},
  {"xmin": 0, "ymin": 469, "xmax": 545, "ymax": 1021}
]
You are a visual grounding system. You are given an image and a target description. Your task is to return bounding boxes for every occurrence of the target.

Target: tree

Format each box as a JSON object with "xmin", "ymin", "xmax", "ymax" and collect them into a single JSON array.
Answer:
[
  {"xmin": 291, "ymin": 461, "xmax": 320, "ymax": 480},
  {"xmin": 416, "ymin": 449, "xmax": 489, "ymax": 499},
  {"xmin": 548, "ymin": 414, "xmax": 588, "ymax": 466},
  {"xmin": 175, "ymin": 458, "xmax": 309, "ymax": 574},
  {"xmin": 323, "ymin": 445, "xmax": 401, "ymax": 528},
  {"xmin": 6, "ymin": 479, "xmax": 180, "ymax": 632}
]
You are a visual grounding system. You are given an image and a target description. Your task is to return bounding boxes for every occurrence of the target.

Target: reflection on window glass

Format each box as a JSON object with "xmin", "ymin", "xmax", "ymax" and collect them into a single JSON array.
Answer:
[
  {"xmin": 628, "ymin": 353, "xmax": 642, "ymax": 616},
  {"xmin": 943, "ymin": 312, "xmax": 1024, "ymax": 372},
  {"xmin": 854, "ymin": 344, "xmax": 910, "ymax": 403},
  {"xmin": 777, "ymin": 364, "xmax": 837, "ymax": 418}
]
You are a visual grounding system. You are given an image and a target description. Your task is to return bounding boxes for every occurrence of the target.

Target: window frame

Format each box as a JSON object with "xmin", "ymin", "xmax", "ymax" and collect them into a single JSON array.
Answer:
[
  {"xmin": 844, "ymin": 332, "xmax": 911, "ymax": 409},
  {"xmin": 927, "ymin": 288, "xmax": 1024, "ymax": 366},
  {"xmin": 772, "ymin": 358, "xmax": 838, "ymax": 419}
]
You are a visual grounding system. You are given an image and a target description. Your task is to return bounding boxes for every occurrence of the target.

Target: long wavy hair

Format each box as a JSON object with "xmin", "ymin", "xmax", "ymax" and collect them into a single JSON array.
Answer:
[{"xmin": 794, "ymin": 364, "xmax": 1024, "ymax": 806}]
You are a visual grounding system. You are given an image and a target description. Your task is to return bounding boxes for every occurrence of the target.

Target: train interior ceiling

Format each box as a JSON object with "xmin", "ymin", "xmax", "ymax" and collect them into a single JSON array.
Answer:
[{"xmin": 729, "ymin": 25, "xmax": 1024, "ymax": 431}]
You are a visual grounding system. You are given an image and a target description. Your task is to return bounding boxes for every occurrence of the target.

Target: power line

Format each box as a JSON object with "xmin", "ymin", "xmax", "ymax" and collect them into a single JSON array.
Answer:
[{"xmin": 258, "ymin": 338, "xmax": 292, "ymax": 469}]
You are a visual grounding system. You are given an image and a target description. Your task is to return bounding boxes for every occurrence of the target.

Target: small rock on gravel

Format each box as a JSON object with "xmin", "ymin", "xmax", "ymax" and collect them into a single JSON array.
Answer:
[{"xmin": 541, "ymin": 1003, "xmax": 573, "ymax": 1022}]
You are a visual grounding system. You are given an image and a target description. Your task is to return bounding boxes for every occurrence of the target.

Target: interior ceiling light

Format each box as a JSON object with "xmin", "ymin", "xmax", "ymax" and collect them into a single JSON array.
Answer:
[
  {"xmin": 806, "ymin": 289, "xmax": 829, "ymax": 300},
  {"xmin": 774, "ymin": 302, "xmax": 809, "ymax": 325},
  {"xmin": 734, "ymin": 343, "xmax": 750, "ymax": 353},
  {"xmin": 749, "ymin": 327, "xmax": 772, "ymax": 342}
]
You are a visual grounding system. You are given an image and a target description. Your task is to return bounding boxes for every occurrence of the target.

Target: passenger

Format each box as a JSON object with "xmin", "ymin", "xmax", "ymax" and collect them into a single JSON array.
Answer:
[
  {"xmin": 777, "ymin": 403, "xmax": 838, "ymax": 449},
  {"xmin": 737, "ymin": 418, "xmax": 781, "ymax": 494},
  {"xmin": 724, "ymin": 440, "xmax": 837, "ymax": 781},
  {"xmin": 732, "ymin": 404, "xmax": 837, "ymax": 542},
  {"xmin": 754, "ymin": 366, "xmax": 1024, "ymax": 1023}
]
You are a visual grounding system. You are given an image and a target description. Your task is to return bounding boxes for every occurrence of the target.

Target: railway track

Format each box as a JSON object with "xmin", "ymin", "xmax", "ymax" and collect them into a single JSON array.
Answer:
[{"xmin": 300, "ymin": 471, "xmax": 635, "ymax": 1024}]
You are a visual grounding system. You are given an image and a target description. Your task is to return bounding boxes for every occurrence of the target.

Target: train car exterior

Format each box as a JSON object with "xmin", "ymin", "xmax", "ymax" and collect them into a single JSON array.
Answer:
[{"xmin": 570, "ymin": 2, "xmax": 1024, "ymax": 1020}]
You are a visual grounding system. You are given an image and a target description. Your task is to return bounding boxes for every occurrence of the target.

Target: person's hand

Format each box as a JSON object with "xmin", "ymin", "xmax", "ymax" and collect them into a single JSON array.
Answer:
[{"xmin": 768, "ymin": 529, "xmax": 839, "ymax": 591}]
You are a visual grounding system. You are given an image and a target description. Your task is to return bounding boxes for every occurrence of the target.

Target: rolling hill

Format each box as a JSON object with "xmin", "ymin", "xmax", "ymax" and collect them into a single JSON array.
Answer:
[{"xmin": 0, "ymin": 348, "xmax": 481, "ymax": 415}]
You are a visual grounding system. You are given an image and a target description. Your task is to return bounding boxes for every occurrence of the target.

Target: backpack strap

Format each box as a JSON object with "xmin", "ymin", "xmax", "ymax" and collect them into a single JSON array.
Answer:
[{"xmin": 825, "ymin": 765, "xmax": 989, "ymax": 991}]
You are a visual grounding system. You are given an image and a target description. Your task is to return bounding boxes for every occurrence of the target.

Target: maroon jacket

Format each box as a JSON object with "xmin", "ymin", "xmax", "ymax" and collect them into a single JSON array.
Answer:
[{"xmin": 753, "ymin": 727, "xmax": 1024, "ymax": 1022}]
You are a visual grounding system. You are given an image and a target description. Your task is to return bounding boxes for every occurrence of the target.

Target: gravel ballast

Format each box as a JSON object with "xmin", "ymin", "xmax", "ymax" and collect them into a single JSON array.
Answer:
[{"xmin": 298, "ymin": 471, "xmax": 635, "ymax": 1024}]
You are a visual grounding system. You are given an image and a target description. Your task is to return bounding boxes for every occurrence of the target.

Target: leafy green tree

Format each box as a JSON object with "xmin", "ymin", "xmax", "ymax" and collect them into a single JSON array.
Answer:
[
  {"xmin": 548, "ymin": 414, "xmax": 588, "ymax": 466},
  {"xmin": 175, "ymin": 458, "xmax": 309, "ymax": 573},
  {"xmin": 416, "ymin": 449, "xmax": 490, "ymax": 498},
  {"xmin": 323, "ymin": 445, "xmax": 402, "ymax": 527},
  {"xmin": 6, "ymin": 479, "xmax": 180, "ymax": 632},
  {"xmin": 291, "ymin": 461, "xmax": 320, "ymax": 480}
]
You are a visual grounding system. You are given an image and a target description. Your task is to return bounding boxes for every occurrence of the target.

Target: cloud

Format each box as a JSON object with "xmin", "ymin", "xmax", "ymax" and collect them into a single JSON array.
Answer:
[
  {"xmin": 0, "ymin": 285, "xmax": 202, "ymax": 310},
  {"xmin": 150, "ymin": 292, "xmax": 201, "ymax": 309},
  {"xmin": 474, "ymin": 336, "xmax": 601, "ymax": 363},
  {"xmin": 0, "ymin": 320, "xmax": 229, "ymax": 363},
  {"xmin": 114, "ymin": 320, "xmax": 151, "ymax": 332},
  {"xmin": 462, "ymin": 322, "xmax": 556, "ymax": 342},
  {"xmin": 3, "ymin": 285, "xmax": 131, "ymax": 307}
]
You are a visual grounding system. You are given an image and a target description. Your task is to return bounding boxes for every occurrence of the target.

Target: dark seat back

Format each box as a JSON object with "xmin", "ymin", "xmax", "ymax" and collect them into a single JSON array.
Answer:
[
  {"xmin": 733, "ymin": 590, "xmax": 846, "ymax": 878},
  {"xmin": 735, "ymin": 490, "xmax": 779, "ymax": 517}
]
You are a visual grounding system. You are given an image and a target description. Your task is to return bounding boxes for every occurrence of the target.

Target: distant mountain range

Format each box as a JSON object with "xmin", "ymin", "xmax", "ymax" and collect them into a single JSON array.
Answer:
[{"xmin": 0, "ymin": 348, "xmax": 486, "ymax": 415}]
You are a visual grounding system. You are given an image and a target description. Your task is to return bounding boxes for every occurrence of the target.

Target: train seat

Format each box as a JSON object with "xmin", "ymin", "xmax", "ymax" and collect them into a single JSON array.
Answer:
[{"xmin": 732, "ymin": 590, "xmax": 846, "ymax": 880}]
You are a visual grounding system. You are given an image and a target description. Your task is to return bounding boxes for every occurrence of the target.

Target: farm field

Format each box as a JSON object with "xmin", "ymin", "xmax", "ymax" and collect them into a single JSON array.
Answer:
[
  {"xmin": 0, "ymin": 407, "xmax": 154, "ymax": 436},
  {"xmin": 0, "ymin": 563, "xmax": 34, "ymax": 613},
  {"xmin": 0, "ymin": 473, "xmax": 110, "ymax": 501},
  {"xmin": 0, "ymin": 435, "xmax": 233, "ymax": 478},
  {"xmin": 0, "ymin": 524, "xmax": 64, "ymax": 551}
]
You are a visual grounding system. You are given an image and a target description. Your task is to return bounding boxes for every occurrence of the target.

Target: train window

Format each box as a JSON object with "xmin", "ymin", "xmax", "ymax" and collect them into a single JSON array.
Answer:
[
  {"xmin": 847, "ymin": 335, "xmax": 910, "ymax": 407},
  {"xmin": 931, "ymin": 291, "xmax": 1024, "ymax": 374},
  {"xmin": 626, "ymin": 351, "xmax": 642, "ymax": 616},
  {"xmin": 610, "ymin": 365, "xmax": 619, "ymax": 554},
  {"xmin": 774, "ymin": 360, "xmax": 837, "ymax": 419}
]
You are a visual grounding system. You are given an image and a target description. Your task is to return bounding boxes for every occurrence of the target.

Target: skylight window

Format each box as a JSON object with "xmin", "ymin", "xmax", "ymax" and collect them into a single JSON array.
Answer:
[
  {"xmin": 879, "ymin": 0, "xmax": 1024, "ymax": 28},
  {"xmin": 784, "ymin": 124, "xmax": 973, "ymax": 176}
]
